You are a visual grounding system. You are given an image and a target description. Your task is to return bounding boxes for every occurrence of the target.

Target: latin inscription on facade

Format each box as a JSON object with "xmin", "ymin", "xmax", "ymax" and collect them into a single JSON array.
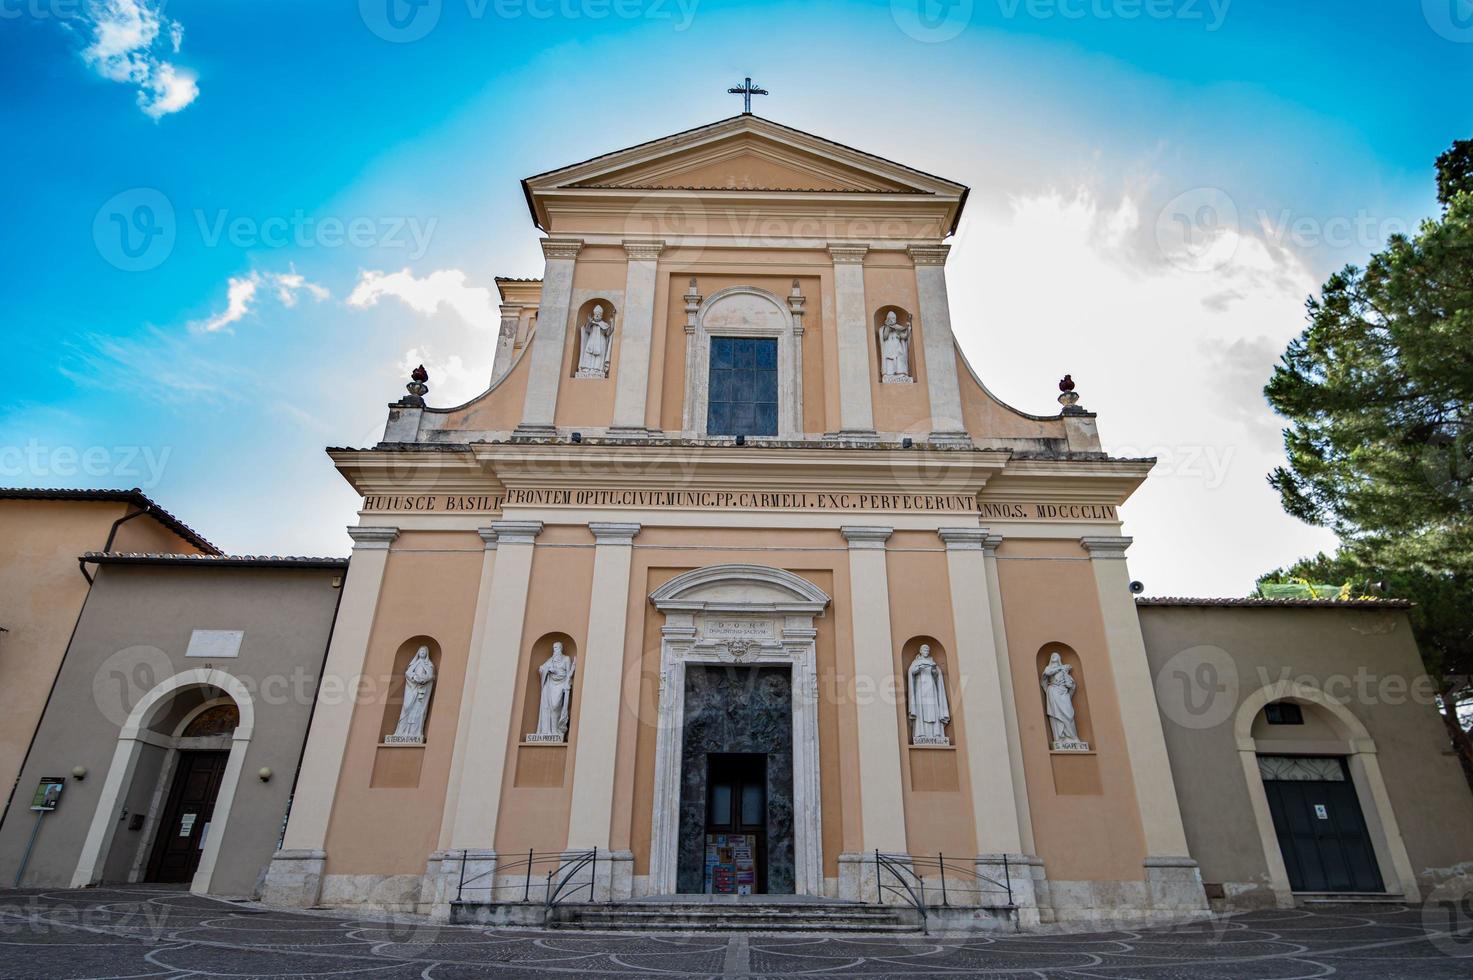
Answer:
[{"xmin": 978, "ymin": 501, "xmax": 1118, "ymax": 522}]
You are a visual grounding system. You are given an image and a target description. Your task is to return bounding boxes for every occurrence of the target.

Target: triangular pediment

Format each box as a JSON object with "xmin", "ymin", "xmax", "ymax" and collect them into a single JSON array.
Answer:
[
  {"xmin": 566, "ymin": 134, "xmax": 917, "ymax": 194},
  {"xmin": 522, "ymin": 115, "xmax": 969, "ymax": 232}
]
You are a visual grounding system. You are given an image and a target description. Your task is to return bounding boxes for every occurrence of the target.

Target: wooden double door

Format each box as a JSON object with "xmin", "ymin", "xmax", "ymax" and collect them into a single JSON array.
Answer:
[
  {"xmin": 146, "ymin": 750, "xmax": 229, "ymax": 884},
  {"xmin": 1261, "ymin": 756, "xmax": 1384, "ymax": 893}
]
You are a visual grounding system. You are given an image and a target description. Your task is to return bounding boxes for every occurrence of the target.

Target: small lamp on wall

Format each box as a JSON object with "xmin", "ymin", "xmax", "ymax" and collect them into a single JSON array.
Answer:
[
  {"xmin": 257, "ymin": 767, "xmax": 273, "ymax": 783},
  {"xmin": 71, "ymin": 766, "xmax": 87, "ymax": 781}
]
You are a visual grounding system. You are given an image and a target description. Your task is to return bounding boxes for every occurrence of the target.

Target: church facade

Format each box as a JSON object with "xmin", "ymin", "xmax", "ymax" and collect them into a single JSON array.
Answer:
[{"xmin": 255, "ymin": 114, "xmax": 1472, "ymax": 925}]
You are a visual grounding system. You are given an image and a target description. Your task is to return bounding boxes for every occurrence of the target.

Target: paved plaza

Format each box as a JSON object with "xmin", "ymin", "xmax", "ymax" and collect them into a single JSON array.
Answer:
[{"xmin": 0, "ymin": 886, "xmax": 1469, "ymax": 978}]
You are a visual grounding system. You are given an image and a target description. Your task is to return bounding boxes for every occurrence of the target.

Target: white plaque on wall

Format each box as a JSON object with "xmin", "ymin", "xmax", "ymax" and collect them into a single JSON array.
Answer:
[{"xmin": 186, "ymin": 629, "xmax": 243, "ymax": 659}]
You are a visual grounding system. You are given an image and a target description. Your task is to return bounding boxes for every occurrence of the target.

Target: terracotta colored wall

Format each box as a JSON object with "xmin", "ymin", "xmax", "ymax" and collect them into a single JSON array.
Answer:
[
  {"xmin": 994, "ymin": 538, "xmax": 1147, "ymax": 881},
  {"xmin": 885, "ymin": 530, "xmax": 977, "ymax": 857},
  {"xmin": 323, "ymin": 530, "xmax": 486, "ymax": 876}
]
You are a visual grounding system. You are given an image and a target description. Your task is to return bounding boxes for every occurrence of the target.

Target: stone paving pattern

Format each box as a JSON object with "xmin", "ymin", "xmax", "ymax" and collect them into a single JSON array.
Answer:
[{"xmin": 0, "ymin": 885, "xmax": 1469, "ymax": 978}]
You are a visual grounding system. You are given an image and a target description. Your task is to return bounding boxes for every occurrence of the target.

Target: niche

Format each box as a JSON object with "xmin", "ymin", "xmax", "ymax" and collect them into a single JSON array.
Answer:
[
  {"xmin": 1036, "ymin": 643, "xmax": 1093, "ymax": 750},
  {"xmin": 570, "ymin": 299, "xmax": 617, "ymax": 379},
  {"xmin": 875, "ymin": 305, "xmax": 916, "ymax": 384},
  {"xmin": 378, "ymin": 635, "xmax": 441, "ymax": 744},
  {"xmin": 519, "ymin": 633, "xmax": 579, "ymax": 744}
]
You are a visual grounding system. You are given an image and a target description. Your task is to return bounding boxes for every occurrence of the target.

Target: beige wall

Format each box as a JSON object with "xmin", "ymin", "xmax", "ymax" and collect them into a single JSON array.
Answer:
[
  {"xmin": 994, "ymin": 538, "xmax": 1148, "ymax": 881},
  {"xmin": 1139, "ymin": 603, "xmax": 1473, "ymax": 902},
  {"xmin": 0, "ymin": 500, "xmax": 205, "ymax": 819},
  {"xmin": 0, "ymin": 561, "xmax": 340, "ymax": 895}
]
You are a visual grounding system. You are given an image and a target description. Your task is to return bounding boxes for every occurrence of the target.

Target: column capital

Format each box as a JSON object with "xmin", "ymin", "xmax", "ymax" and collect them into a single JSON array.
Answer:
[
  {"xmin": 346, "ymin": 526, "xmax": 398, "ymax": 549},
  {"xmin": 476, "ymin": 527, "xmax": 499, "ymax": 549},
  {"xmin": 827, "ymin": 243, "xmax": 869, "ymax": 264},
  {"xmin": 982, "ymin": 533, "xmax": 1004, "ymax": 556},
  {"xmin": 540, "ymin": 237, "xmax": 584, "ymax": 261},
  {"xmin": 490, "ymin": 520, "xmax": 544, "ymax": 545},
  {"xmin": 1080, "ymin": 535, "xmax": 1133, "ymax": 558},
  {"xmin": 906, "ymin": 244, "xmax": 951, "ymax": 266},
  {"xmin": 840, "ymin": 525, "xmax": 893, "ymax": 548},
  {"xmin": 621, "ymin": 239, "xmax": 665, "ymax": 260},
  {"xmin": 589, "ymin": 522, "xmax": 641, "ymax": 544},
  {"xmin": 937, "ymin": 527, "xmax": 990, "ymax": 551}
]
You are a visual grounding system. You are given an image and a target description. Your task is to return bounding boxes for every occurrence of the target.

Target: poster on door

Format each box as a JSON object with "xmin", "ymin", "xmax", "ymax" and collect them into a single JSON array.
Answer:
[{"xmin": 703, "ymin": 833, "xmax": 757, "ymax": 895}]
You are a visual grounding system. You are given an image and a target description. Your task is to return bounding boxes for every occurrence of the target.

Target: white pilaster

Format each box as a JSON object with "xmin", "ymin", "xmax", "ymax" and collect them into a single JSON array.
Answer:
[
  {"xmin": 937, "ymin": 528, "xmax": 1024, "ymax": 855},
  {"xmin": 828, "ymin": 245, "xmax": 877, "ymax": 441},
  {"xmin": 610, "ymin": 242, "xmax": 663, "ymax": 437},
  {"xmin": 1080, "ymin": 536, "xmax": 1194, "ymax": 860},
  {"xmin": 566, "ymin": 523, "xmax": 640, "ymax": 849},
  {"xmin": 445, "ymin": 521, "xmax": 544, "ymax": 849},
  {"xmin": 981, "ymin": 533, "xmax": 1036, "ymax": 854},
  {"xmin": 492, "ymin": 304, "xmax": 522, "ymax": 385},
  {"xmin": 264, "ymin": 526, "xmax": 396, "ymax": 906},
  {"xmin": 908, "ymin": 245, "xmax": 971, "ymax": 448},
  {"xmin": 516, "ymin": 238, "xmax": 583, "ymax": 437},
  {"xmin": 840, "ymin": 526, "xmax": 906, "ymax": 851}
]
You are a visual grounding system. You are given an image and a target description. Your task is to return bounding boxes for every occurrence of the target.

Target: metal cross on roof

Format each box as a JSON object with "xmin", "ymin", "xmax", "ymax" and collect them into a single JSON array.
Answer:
[{"xmin": 727, "ymin": 77, "xmax": 768, "ymax": 114}]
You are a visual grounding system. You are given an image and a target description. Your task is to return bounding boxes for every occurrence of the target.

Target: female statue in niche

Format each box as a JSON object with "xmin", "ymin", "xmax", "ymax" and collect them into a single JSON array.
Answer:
[
  {"xmin": 1041, "ymin": 651, "xmax": 1085, "ymax": 747},
  {"xmin": 576, "ymin": 305, "xmax": 614, "ymax": 378},
  {"xmin": 535, "ymin": 642, "xmax": 577, "ymax": 740},
  {"xmin": 906, "ymin": 644, "xmax": 950, "ymax": 744},
  {"xmin": 390, "ymin": 645, "xmax": 435, "ymax": 742},
  {"xmin": 879, "ymin": 310, "xmax": 913, "ymax": 383}
]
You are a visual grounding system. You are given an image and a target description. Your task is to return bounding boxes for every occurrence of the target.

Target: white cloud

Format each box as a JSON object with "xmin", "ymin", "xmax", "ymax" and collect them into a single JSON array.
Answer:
[
  {"xmin": 348, "ymin": 268, "xmax": 499, "ymax": 333},
  {"xmin": 191, "ymin": 269, "xmax": 329, "ymax": 334},
  {"xmin": 78, "ymin": 0, "xmax": 199, "ymax": 119},
  {"xmin": 951, "ymin": 184, "xmax": 1337, "ymax": 596},
  {"xmin": 59, "ymin": 326, "xmax": 251, "ymax": 407}
]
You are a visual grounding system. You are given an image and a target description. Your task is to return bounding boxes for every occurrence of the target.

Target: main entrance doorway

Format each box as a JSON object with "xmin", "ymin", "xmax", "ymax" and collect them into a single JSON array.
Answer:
[
  {"xmin": 147, "ymin": 750, "xmax": 230, "ymax": 884},
  {"xmin": 1259, "ymin": 755, "xmax": 1384, "ymax": 893},
  {"xmin": 703, "ymin": 753, "xmax": 767, "ymax": 895}
]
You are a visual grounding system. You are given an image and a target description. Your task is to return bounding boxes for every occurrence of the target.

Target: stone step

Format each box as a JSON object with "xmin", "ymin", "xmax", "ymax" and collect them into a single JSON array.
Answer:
[
  {"xmin": 1293, "ymin": 891, "xmax": 1406, "ymax": 906},
  {"xmin": 547, "ymin": 902, "xmax": 922, "ymax": 933}
]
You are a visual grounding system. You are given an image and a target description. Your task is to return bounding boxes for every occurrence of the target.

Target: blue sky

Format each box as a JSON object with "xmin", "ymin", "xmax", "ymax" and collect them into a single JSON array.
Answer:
[{"xmin": 2, "ymin": 0, "xmax": 1469, "ymax": 593}]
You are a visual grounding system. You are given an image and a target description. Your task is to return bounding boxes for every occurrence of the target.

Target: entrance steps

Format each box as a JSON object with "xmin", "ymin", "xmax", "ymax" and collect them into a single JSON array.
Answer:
[
  {"xmin": 548, "ymin": 897, "xmax": 921, "ymax": 932},
  {"xmin": 1293, "ymin": 891, "xmax": 1406, "ymax": 907}
]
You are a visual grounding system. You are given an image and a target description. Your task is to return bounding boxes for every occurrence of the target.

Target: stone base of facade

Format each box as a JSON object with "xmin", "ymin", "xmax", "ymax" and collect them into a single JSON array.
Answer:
[
  {"xmin": 421, "ymin": 849, "xmax": 497, "ymax": 919},
  {"xmin": 259, "ymin": 849, "xmax": 326, "ymax": 908},
  {"xmin": 320, "ymin": 873, "xmax": 424, "ymax": 912}
]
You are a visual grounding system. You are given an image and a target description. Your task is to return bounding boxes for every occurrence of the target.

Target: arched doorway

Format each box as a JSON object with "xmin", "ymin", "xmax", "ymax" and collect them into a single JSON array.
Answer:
[
  {"xmin": 1234, "ymin": 680, "xmax": 1419, "ymax": 904},
  {"xmin": 72, "ymin": 668, "xmax": 255, "ymax": 894}
]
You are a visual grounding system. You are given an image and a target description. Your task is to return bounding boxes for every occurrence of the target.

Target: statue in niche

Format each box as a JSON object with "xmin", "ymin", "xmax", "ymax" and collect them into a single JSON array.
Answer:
[
  {"xmin": 529, "ymin": 642, "xmax": 577, "ymax": 742},
  {"xmin": 386, "ymin": 645, "xmax": 435, "ymax": 744},
  {"xmin": 879, "ymin": 310, "xmax": 913, "ymax": 383},
  {"xmin": 575, "ymin": 305, "xmax": 614, "ymax": 378},
  {"xmin": 906, "ymin": 644, "xmax": 950, "ymax": 745},
  {"xmin": 1041, "ymin": 652, "xmax": 1089, "ymax": 750}
]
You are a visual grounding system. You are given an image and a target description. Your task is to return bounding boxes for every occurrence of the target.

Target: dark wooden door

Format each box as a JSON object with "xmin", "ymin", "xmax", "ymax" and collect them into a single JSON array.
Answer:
[
  {"xmin": 147, "ymin": 750, "xmax": 229, "ymax": 884},
  {"xmin": 704, "ymin": 753, "xmax": 767, "ymax": 894},
  {"xmin": 1263, "ymin": 758, "xmax": 1384, "ymax": 892}
]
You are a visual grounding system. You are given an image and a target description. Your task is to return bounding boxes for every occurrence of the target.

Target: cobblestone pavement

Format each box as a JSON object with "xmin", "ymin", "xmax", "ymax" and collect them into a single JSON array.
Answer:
[{"xmin": 0, "ymin": 886, "xmax": 1470, "ymax": 979}]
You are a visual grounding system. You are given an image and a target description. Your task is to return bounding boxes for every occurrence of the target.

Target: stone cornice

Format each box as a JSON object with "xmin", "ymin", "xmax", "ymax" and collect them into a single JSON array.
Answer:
[
  {"xmin": 1080, "ymin": 535, "xmax": 1133, "ymax": 558},
  {"xmin": 937, "ymin": 527, "xmax": 988, "ymax": 550},
  {"xmin": 840, "ymin": 525, "xmax": 893, "ymax": 547},
  {"xmin": 621, "ymin": 239, "xmax": 665, "ymax": 260},
  {"xmin": 540, "ymin": 237, "xmax": 584, "ymax": 261},
  {"xmin": 827, "ymin": 243, "xmax": 870, "ymax": 264},
  {"xmin": 347, "ymin": 526, "xmax": 398, "ymax": 549},
  {"xmin": 477, "ymin": 527, "xmax": 499, "ymax": 549},
  {"xmin": 491, "ymin": 520, "xmax": 544, "ymax": 545},
  {"xmin": 907, "ymin": 244, "xmax": 951, "ymax": 266},
  {"xmin": 589, "ymin": 521, "xmax": 641, "ymax": 544}
]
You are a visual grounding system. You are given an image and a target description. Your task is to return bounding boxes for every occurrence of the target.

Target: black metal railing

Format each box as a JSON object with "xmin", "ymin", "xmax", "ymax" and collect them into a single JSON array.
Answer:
[
  {"xmin": 455, "ymin": 848, "xmax": 599, "ymax": 924},
  {"xmin": 872, "ymin": 851, "xmax": 1019, "ymax": 934}
]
